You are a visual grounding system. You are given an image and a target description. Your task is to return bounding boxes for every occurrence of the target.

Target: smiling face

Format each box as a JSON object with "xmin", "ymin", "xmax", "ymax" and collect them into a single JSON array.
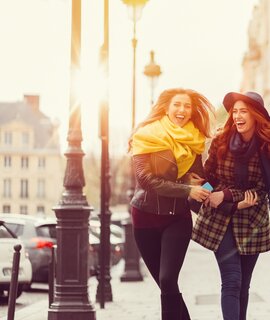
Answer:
[
  {"xmin": 167, "ymin": 94, "xmax": 192, "ymax": 127},
  {"xmin": 232, "ymin": 100, "xmax": 256, "ymax": 141}
]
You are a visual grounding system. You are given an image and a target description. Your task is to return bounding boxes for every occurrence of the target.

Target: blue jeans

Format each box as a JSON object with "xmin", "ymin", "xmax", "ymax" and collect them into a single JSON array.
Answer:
[{"xmin": 215, "ymin": 223, "xmax": 259, "ymax": 320}]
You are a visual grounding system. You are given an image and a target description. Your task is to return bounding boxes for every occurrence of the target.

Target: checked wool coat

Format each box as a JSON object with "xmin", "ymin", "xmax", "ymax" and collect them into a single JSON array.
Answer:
[{"xmin": 192, "ymin": 136, "xmax": 270, "ymax": 255}]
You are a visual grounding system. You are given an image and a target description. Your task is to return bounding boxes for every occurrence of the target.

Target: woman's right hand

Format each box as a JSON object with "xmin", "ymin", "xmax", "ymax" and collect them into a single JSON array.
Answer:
[
  {"xmin": 184, "ymin": 172, "xmax": 205, "ymax": 186},
  {"xmin": 237, "ymin": 190, "xmax": 258, "ymax": 209},
  {"xmin": 189, "ymin": 186, "xmax": 211, "ymax": 202}
]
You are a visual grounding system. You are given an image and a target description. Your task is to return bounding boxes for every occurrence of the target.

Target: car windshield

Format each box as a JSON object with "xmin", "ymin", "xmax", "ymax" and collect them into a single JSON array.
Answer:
[
  {"xmin": 0, "ymin": 225, "xmax": 14, "ymax": 238},
  {"xmin": 3, "ymin": 222, "xmax": 24, "ymax": 237},
  {"xmin": 36, "ymin": 224, "xmax": 56, "ymax": 239}
]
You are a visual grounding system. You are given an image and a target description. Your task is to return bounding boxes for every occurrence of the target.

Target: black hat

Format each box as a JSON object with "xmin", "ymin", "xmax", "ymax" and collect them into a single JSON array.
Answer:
[{"xmin": 223, "ymin": 91, "xmax": 270, "ymax": 120}]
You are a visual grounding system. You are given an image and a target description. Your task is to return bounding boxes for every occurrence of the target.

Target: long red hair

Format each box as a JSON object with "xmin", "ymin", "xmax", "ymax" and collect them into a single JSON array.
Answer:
[{"xmin": 216, "ymin": 103, "xmax": 270, "ymax": 159}]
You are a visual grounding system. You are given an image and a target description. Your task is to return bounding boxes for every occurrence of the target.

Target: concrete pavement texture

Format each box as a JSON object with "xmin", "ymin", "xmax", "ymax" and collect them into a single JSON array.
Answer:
[{"xmin": 2, "ymin": 240, "xmax": 270, "ymax": 320}]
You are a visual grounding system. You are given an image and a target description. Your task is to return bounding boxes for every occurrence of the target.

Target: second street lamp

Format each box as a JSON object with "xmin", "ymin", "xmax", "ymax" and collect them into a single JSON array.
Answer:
[
  {"xmin": 143, "ymin": 50, "xmax": 161, "ymax": 107},
  {"xmin": 120, "ymin": 0, "xmax": 149, "ymax": 282},
  {"xmin": 96, "ymin": 0, "xmax": 113, "ymax": 308},
  {"xmin": 121, "ymin": 0, "xmax": 149, "ymax": 129}
]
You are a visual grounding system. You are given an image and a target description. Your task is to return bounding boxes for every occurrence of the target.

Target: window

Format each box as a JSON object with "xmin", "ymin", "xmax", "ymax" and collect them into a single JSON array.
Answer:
[
  {"xmin": 22, "ymin": 132, "xmax": 29, "ymax": 145},
  {"xmin": 21, "ymin": 156, "xmax": 29, "ymax": 169},
  {"xmin": 20, "ymin": 179, "xmax": 28, "ymax": 198},
  {"xmin": 37, "ymin": 225, "xmax": 56, "ymax": 239},
  {"xmin": 4, "ymin": 131, "xmax": 12, "ymax": 145},
  {"xmin": 3, "ymin": 179, "xmax": 11, "ymax": 198},
  {"xmin": 4, "ymin": 155, "xmax": 11, "ymax": 167},
  {"xmin": 37, "ymin": 205, "xmax": 45, "ymax": 214},
  {"xmin": 3, "ymin": 205, "xmax": 11, "ymax": 213},
  {"xmin": 20, "ymin": 205, "xmax": 28, "ymax": 215},
  {"xmin": 37, "ymin": 179, "xmax": 45, "ymax": 198},
  {"xmin": 38, "ymin": 157, "xmax": 46, "ymax": 168},
  {"xmin": 0, "ymin": 226, "xmax": 13, "ymax": 239},
  {"xmin": 4, "ymin": 222, "xmax": 24, "ymax": 237}
]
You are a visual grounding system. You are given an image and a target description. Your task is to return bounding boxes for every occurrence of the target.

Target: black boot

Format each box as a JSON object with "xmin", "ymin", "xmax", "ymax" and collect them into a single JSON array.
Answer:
[{"xmin": 161, "ymin": 293, "xmax": 183, "ymax": 320}]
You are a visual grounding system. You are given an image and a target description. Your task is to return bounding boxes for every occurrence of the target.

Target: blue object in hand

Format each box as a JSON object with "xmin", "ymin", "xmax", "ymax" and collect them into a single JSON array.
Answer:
[{"xmin": 202, "ymin": 182, "xmax": 213, "ymax": 191}]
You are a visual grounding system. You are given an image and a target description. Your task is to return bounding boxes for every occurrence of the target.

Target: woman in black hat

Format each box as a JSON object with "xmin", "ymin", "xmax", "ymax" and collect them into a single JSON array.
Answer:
[{"xmin": 192, "ymin": 91, "xmax": 270, "ymax": 320}]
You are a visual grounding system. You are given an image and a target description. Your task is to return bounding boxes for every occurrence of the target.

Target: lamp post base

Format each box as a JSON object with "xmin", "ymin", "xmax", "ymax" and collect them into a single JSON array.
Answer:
[
  {"xmin": 120, "ymin": 269, "xmax": 143, "ymax": 282},
  {"xmin": 48, "ymin": 308, "xmax": 96, "ymax": 320},
  {"xmin": 96, "ymin": 279, "xmax": 113, "ymax": 302},
  {"xmin": 120, "ymin": 218, "xmax": 143, "ymax": 282}
]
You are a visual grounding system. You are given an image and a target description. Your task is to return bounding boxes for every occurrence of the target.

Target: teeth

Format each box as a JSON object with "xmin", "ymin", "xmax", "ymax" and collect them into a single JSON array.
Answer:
[{"xmin": 176, "ymin": 115, "xmax": 184, "ymax": 119}]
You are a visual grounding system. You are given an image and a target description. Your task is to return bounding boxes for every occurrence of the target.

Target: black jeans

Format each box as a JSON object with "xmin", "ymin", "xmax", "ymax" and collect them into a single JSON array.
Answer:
[
  {"xmin": 215, "ymin": 223, "xmax": 259, "ymax": 320},
  {"xmin": 133, "ymin": 216, "xmax": 192, "ymax": 319}
]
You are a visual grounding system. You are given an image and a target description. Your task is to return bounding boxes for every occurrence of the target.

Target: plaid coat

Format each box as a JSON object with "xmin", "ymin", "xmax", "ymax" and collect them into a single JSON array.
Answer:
[{"xmin": 192, "ymin": 137, "xmax": 270, "ymax": 255}]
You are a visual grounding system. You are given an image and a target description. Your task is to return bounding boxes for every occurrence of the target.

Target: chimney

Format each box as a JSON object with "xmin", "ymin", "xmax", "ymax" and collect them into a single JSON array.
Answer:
[{"xmin": 24, "ymin": 94, "xmax": 40, "ymax": 112}]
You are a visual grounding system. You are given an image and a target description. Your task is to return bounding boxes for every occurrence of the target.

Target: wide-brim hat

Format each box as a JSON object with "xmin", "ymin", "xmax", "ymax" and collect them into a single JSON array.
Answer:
[{"xmin": 223, "ymin": 91, "xmax": 270, "ymax": 120}]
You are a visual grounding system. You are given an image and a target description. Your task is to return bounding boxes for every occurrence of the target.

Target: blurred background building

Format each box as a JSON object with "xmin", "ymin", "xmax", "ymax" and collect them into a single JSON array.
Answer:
[
  {"xmin": 0, "ymin": 95, "xmax": 63, "ymax": 216},
  {"xmin": 241, "ymin": 0, "xmax": 270, "ymax": 114}
]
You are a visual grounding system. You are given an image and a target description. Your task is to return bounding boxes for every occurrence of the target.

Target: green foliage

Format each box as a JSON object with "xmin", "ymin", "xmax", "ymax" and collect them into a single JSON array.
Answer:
[
  {"xmin": 215, "ymin": 104, "xmax": 228, "ymax": 129},
  {"xmin": 83, "ymin": 153, "xmax": 132, "ymax": 210}
]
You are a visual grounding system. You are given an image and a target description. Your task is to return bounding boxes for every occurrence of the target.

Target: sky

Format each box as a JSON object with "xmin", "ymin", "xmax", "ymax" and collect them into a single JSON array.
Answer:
[{"xmin": 0, "ymin": 0, "xmax": 259, "ymax": 155}]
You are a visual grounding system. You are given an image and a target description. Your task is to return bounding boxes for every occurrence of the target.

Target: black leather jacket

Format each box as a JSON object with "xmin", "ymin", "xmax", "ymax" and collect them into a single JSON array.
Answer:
[{"xmin": 130, "ymin": 149, "xmax": 204, "ymax": 215}]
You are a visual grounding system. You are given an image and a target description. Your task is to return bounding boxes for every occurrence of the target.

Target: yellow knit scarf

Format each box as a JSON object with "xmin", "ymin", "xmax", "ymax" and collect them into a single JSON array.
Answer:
[{"xmin": 132, "ymin": 116, "xmax": 205, "ymax": 178}]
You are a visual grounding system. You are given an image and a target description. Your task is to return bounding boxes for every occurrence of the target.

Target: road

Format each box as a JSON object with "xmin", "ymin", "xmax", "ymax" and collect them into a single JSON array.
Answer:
[
  {"xmin": 0, "ymin": 283, "xmax": 49, "ymax": 318},
  {"xmin": 0, "ymin": 262, "xmax": 121, "ymax": 319}
]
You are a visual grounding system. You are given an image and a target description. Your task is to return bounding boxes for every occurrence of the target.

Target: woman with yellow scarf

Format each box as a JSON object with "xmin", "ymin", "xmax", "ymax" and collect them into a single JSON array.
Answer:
[{"xmin": 129, "ymin": 88, "xmax": 215, "ymax": 320}]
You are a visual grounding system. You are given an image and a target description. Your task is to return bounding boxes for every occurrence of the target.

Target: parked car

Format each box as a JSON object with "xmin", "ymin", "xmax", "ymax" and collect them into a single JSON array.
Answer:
[
  {"xmin": 0, "ymin": 220, "xmax": 32, "ymax": 300},
  {"xmin": 89, "ymin": 219, "xmax": 124, "ymax": 267},
  {"xmin": 0, "ymin": 213, "xmax": 56, "ymax": 283}
]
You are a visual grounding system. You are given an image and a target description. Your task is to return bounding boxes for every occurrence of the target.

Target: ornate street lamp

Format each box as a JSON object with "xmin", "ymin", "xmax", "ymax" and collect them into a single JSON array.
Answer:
[
  {"xmin": 121, "ymin": 0, "xmax": 149, "ymax": 129},
  {"xmin": 48, "ymin": 1, "xmax": 96, "ymax": 319},
  {"xmin": 143, "ymin": 50, "xmax": 161, "ymax": 107},
  {"xmin": 120, "ymin": 0, "xmax": 149, "ymax": 282},
  {"xmin": 95, "ymin": 0, "xmax": 113, "ymax": 307}
]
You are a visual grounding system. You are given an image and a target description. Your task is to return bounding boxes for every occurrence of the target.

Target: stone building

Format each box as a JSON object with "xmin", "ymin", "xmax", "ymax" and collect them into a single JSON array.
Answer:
[
  {"xmin": 241, "ymin": 0, "xmax": 270, "ymax": 114},
  {"xmin": 0, "ymin": 95, "xmax": 64, "ymax": 216}
]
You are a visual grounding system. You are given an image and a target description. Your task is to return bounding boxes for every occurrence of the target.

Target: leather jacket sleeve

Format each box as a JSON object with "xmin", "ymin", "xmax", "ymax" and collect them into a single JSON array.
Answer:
[{"xmin": 133, "ymin": 153, "xmax": 191, "ymax": 199}]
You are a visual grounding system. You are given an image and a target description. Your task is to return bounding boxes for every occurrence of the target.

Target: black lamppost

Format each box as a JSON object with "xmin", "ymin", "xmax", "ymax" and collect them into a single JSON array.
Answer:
[
  {"xmin": 120, "ymin": 0, "xmax": 149, "ymax": 282},
  {"xmin": 96, "ymin": 0, "xmax": 113, "ymax": 307},
  {"xmin": 143, "ymin": 50, "xmax": 161, "ymax": 107},
  {"xmin": 48, "ymin": 1, "xmax": 96, "ymax": 319}
]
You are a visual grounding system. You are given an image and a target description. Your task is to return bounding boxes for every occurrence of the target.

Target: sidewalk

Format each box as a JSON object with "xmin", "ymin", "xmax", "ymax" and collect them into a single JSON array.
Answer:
[{"xmin": 3, "ymin": 240, "xmax": 270, "ymax": 320}]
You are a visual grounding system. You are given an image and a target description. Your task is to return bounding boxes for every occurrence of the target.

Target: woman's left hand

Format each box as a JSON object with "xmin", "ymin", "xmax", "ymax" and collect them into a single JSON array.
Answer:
[
  {"xmin": 184, "ymin": 172, "xmax": 205, "ymax": 186},
  {"xmin": 208, "ymin": 191, "xmax": 224, "ymax": 208},
  {"xmin": 237, "ymin": 190, "xmax": 258, "ymax": 209}
]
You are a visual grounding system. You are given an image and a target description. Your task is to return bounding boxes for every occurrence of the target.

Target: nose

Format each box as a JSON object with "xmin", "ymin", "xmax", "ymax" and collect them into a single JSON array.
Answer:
[
  {"xmin": 233, "ymin": 111, "xmax": 241, "ymax": 118},
  {"xmin": 179, "ymin": 105, "xmax": 185, "ymax": 112}
]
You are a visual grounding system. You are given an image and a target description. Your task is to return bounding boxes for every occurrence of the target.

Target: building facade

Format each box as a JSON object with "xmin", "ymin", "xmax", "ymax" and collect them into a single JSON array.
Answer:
[
  {"xmin": 241, "ymin": 0, "xmax": 270, "ymax": 114},
  {"xmin": 0, "ymin": 95, "xmax": 64, "ymax": 216}
]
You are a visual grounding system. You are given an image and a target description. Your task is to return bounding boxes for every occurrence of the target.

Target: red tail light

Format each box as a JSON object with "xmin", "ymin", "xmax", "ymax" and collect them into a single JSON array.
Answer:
[{"xmin": 31, "ymin": 237, "xmax": 54, "ymax": 249}]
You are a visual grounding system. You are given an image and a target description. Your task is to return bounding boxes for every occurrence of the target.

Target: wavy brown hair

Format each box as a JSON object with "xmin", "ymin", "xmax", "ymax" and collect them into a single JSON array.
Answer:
[
  {"xmin": 216, "ymin": 103, "xmax": 270, "ymax": 159},
  {"xmin": 128, "ymin": 88, "xmax": 215, "ymax": 150}
]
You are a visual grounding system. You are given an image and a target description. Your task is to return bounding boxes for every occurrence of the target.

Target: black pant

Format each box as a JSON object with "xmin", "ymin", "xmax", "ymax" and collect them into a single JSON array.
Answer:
[{"xmin": 133, "ymin": 216, "xmax": 192, "ymax": 319}]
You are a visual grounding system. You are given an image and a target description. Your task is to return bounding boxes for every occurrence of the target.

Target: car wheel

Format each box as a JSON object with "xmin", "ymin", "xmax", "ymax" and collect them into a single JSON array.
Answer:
[
  {"xmin": 6, "ymin": 285, "xmax": 23, "ymax": 300},
  {"xmin": 22, "ymin": 282, "xmax": 32, "ymax": 291},
  {"xmin": 0, "ymin": 288, "xmax": 8, "ymax": 303},
  {"xmin": 16, "ymin": 285, "xmax": 23, "ymax": 298}
]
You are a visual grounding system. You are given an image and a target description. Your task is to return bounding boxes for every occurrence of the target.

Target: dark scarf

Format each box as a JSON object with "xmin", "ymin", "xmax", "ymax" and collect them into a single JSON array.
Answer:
[{"xmin": 229, "ymin": 131, "xmax": 258, "ymax": 188}]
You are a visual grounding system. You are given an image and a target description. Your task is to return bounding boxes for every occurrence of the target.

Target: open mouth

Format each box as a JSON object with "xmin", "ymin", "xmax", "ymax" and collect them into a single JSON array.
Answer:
[
  {"xmin": 175, "ymin": 114, "xmax": 184, "ymax": 119},
  {"xmin": 235, "ymin": 120, "xmax": 246, "ymax": 129}
]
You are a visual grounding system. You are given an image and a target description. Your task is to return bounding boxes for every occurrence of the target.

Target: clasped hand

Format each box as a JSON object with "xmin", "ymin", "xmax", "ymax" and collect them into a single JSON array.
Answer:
[{"xmin": 204, "ymin": 190, "xmax": 258, "ymax": 209}]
